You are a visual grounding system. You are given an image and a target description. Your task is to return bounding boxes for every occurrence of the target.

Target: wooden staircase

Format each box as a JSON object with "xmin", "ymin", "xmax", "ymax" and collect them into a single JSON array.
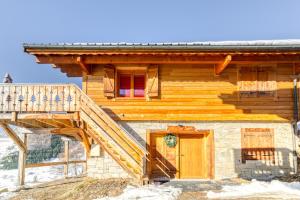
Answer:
[
  {"xmin": 78, "ymin": 88, "xmax": 146, "ymax": 179},
  {"xmin": 0, "ymin": 83, "xmax": 147, "ymax": 180}
]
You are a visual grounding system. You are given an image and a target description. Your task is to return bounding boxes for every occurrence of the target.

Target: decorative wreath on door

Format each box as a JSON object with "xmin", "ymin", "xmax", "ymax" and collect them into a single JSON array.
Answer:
[{"xmin": 164, "ymin": 133, "xmax": 177, "ymax": 148}]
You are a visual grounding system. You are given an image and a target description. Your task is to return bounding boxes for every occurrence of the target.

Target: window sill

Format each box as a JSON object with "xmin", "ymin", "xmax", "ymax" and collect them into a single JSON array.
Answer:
[{"xmin": 113, "ymin": 97, "xmax": 147, "ymax": 101}]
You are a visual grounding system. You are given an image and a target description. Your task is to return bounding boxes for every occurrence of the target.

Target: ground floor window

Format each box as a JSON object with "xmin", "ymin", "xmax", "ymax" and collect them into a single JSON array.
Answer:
[{"xmin": 241, "ymin": 128, "xmax": 275, "ymax": 163}]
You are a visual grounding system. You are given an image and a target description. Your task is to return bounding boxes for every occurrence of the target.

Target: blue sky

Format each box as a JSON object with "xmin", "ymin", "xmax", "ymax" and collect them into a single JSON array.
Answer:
[{"xmin": 0, "ymin": 0, "xmax": 300, "ymax": 85}]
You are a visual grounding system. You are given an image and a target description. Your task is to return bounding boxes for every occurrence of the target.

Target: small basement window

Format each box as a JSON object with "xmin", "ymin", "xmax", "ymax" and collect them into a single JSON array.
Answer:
[{"xmin": 117, "ymin": 72, "xmax": 145, "ymax": 98}]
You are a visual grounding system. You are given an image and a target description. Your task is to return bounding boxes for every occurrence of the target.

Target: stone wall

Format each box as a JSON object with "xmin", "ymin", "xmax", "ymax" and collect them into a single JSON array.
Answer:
[
  {"xmin": 87, "ymin": 121, "xmax": 297, "ymax": 180},
  {"xmin": 87, "ymin": 144, "xmax": 129, "ymax": 179},
  {"xmin": 119, "ymin": 121, "xmax": 297, "ymax": 180}
]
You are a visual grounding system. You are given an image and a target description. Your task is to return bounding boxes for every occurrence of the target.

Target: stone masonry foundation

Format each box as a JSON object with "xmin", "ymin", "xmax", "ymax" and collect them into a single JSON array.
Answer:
[{"xmin": 87, "ymin": 121, "xmax": 297, "ymax": 180}]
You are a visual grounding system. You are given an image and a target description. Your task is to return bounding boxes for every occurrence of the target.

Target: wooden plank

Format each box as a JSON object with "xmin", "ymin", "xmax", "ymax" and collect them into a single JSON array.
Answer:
[
  {"xmin": 146, "ymin": 130, "xmax": 151, "ymax": 178},
  {"xmin": 25, "ymin": 160, "xmax": 86, "ymax": 168}
]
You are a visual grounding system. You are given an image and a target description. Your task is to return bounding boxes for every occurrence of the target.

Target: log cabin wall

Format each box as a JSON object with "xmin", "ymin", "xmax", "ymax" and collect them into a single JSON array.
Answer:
[{"xmin": 83, "ymin": 63, "xmax": 295, "ymax": 122}]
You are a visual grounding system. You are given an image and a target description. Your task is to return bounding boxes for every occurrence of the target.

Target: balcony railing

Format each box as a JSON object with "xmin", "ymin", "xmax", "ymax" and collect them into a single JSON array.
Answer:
[{"xmin": 0, "ymin": 84, "xmax": 81, "ymax": 112}]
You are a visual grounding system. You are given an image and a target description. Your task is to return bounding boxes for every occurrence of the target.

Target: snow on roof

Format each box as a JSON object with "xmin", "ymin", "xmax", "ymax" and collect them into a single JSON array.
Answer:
[{"xmin": 23, "ymin": 39, "xmax": 300, "ymax": 51}]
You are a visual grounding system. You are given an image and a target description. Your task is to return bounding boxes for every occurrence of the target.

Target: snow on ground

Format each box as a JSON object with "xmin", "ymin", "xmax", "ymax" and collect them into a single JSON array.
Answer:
[
  {"xmin": 0, "ymin": 138, "xmax": 17, "ymax": 160},
  {"xmin": 0, "ymin": 137, "xmax": 84, "ymax": 199},
  {"xmin": 207, "ymin": 179, "xmax": 300, "ymax": 199},
  {"xmin": 96, "ymin": 184, "xmax": 182, "ymax": 200}
]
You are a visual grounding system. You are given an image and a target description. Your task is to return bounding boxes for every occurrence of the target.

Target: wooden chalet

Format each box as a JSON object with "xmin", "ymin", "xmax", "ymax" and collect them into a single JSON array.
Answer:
[{"xmin": 1, "ymin": 40, "xmax": 300, "ymax": 183}]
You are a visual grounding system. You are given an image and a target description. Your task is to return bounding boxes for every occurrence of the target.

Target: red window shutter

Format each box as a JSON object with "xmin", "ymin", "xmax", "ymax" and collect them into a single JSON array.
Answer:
[
  {"xmin": 119, "ymin": 75, "xmax": 131, "ymax": 97},
  {"xmin": 134, "ymin": 75, "xmax": 145, "ymax": 97},
  {"xmin": 147, "ymin": 65, "xmax": 159, "ymax": 97},
  {"xmin": 103, "ymin": 66, "xmax": 115, "ymax": 97}
]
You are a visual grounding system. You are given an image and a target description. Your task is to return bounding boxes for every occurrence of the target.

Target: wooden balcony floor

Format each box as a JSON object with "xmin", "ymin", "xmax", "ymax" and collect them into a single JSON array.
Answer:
[{"xmin": 0, "ymin": 112, "xmax": 77, "ymax": 128}]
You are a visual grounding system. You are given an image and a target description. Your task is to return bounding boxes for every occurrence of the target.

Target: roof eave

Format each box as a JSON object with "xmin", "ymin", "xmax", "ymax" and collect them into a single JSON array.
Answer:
[{"xmin": 23, "ymin": 43, "xmax": 300, "ymax": 53}]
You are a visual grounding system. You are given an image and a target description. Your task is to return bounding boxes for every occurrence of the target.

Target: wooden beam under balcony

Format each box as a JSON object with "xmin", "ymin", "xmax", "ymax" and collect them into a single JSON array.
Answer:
[{"xmin": 51, "ymin": 128, "xmax": 83, "ymax": 141}]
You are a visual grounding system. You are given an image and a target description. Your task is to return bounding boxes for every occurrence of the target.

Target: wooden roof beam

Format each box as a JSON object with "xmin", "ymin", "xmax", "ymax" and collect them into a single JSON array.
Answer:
[
  {"xmin": 215, "ymin": 55, "xmax": 232, "ymax": 75},
  {"xmin": 76, "ymin": 56, "xmax": 90, "ymax": 75},
  {"xmin": 36, "ymin": 54, "xmax": 300, "ymax": 65},
  {"xmin": 36, "ymin": 55, "xmax": 225, "ymax": 64}
]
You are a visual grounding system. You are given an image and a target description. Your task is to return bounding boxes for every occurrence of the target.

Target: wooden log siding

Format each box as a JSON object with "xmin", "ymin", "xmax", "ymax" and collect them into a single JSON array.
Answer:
[
  {"xmin": 0, "ymin": 84, "xmax": 81, "ymax": 113},
  {"xmin": 238, "ymin": 65, "xmax": 277, "ymax": 98},
  {"xmin": 0, "ymin": 63, "xmax": 297, "ymax": 122},
  {"xmin": 83, "ymin": 63, "xmax": 296, "ymax": 121}
]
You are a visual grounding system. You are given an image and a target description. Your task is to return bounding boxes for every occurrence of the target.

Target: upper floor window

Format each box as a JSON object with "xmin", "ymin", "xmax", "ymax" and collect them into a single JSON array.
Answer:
[
  {"xmin": 118, "ymin": 72, "xmax": 145, "ymax": 98},
  {"xmin": 103, "ymin": 65, "xmax": 158, "ymax": 99},
  {"xmin": 238, "ymin": 66, "xmax": 276, "ymax": 98}
]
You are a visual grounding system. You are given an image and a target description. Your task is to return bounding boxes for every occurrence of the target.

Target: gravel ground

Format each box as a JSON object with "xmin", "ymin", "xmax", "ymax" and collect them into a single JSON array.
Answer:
[{"xmin": 10, "ymin": 177, "xmax": 130, "ymax": 200}]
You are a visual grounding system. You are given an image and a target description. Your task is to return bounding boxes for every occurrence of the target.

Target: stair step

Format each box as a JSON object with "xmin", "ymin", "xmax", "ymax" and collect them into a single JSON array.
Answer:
[{"xmin": 119, "ymin": 157, "xmax": 125, "ymax": 161}]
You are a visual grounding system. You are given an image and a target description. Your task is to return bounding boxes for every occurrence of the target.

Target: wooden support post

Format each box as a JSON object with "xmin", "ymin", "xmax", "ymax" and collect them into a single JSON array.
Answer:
[
  {"xmin": 18, "ymin": 134, "xmax": 27, "ymax": 186},
  {"xmin": 82, "ymin": 148, "xmax": 88, "ymax": 175},
  {"xmin": 64, "ymin": 140, "xmax": 69, "ymax": 178},
  {"xmin": 11, "ymin": 111, "xmax": 17, "ymax": 122}
]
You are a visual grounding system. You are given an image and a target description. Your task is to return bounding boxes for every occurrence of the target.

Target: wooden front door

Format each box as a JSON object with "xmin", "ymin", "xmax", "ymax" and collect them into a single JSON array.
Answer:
[
  {"xmin": 179, "ymin": 134, "xmax": 206, "ymax": 178},
  {"xmin": 148, "ymin": 130, "xmax": 214, "ymax": 179}
]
